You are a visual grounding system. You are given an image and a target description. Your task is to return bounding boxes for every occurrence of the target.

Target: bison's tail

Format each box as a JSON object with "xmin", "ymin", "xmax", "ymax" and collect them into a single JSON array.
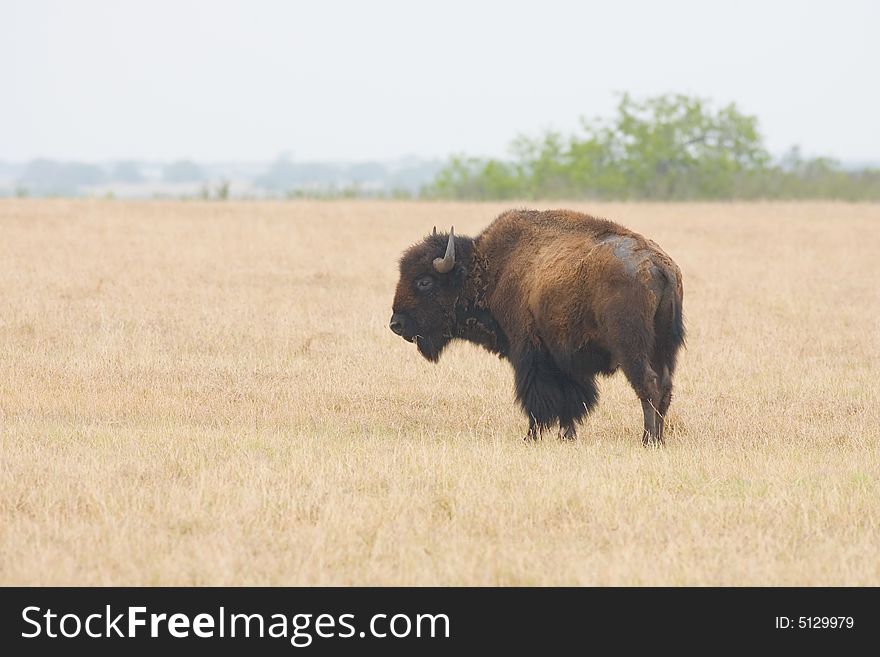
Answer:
[
  {"xmin": 654, "ymin": 273, "xmax": 685, "ymax": 375},
  {"xmin": 669, "ymin": 285, "xmax": 686, "ymax": 352}
]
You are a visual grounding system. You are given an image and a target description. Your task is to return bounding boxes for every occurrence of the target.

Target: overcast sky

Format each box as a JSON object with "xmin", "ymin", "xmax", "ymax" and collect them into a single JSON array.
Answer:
[{"xmin": 2, "ymin": 0, "xmax": 878, "ymax": 163}]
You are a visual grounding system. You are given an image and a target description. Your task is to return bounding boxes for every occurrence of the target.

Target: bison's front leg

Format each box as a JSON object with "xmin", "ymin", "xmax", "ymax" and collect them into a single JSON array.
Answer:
[
  {"xmin": 525, "ymin": 417, "xmax": 540, "ymax": 441},
  {"xmin": 514, "ymin": 347, "xmax": 560, "ymax": 441},
  {"xmin": 513, "ymin": 344, "xmax": 598, "ymax": 442},
  {"xmin": 558, "ymin": 422, "xmax": 577, "ymax": 440}
]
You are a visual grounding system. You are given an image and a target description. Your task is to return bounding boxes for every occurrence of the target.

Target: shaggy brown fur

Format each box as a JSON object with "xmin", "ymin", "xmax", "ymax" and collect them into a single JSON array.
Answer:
[{"xmin": 390, "ymin": 209, "xmax": 685, "ymax": 444}]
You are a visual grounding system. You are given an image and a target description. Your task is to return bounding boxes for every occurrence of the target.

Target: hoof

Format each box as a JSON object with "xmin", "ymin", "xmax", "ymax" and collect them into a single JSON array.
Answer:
[
  {"xmin": 642, "ymin": 432, "xmax": 664, "ymax": 448},
  {"xmin": 558, "ymin": 425, "xmax": 577, "ymax": 441}
]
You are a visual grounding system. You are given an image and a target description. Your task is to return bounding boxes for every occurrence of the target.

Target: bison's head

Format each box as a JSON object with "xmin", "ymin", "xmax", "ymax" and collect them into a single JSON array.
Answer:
[{"xmin": 390, "ymin": 227, "xmax": 471, "ymax": 362}]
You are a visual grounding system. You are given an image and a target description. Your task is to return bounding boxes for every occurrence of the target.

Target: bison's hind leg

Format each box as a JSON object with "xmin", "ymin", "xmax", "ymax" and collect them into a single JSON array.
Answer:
[
  {"xmin": 605, "ymin": 304, "xmax": 664, "ymax": 445},
  {"xmin": 651, "ymin": 285, "xmax": 684, "ymax": 442},
  {"xmin": 617, "ymin": 353, "xmax": 663, "ymax": 446},
  {"xmin": 655, "ymin": 365, "xmax": 673, "ymax": 441}
]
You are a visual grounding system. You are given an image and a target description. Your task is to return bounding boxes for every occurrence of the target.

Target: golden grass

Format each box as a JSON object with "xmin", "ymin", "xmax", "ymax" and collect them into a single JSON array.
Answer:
[{"xmin": 1, "ymin": 199, "xmax": 878, "ymax": 585}]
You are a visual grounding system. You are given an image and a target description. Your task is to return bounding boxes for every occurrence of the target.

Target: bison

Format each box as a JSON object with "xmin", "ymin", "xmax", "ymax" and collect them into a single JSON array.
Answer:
[{"xmin": 389, "ymin": 209, "xmax": 684, "ymax": 444}]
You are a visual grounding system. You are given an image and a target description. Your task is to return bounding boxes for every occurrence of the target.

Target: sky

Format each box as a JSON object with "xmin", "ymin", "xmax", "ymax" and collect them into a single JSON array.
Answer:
[{"xmin": 2, "ymin": 0, "xmax": 878, "ymax": 163}]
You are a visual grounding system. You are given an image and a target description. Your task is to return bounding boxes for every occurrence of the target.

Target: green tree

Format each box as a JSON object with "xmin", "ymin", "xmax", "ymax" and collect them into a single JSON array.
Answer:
[
  {"xmin": 600, "ymin": 94, "xmax": 769, "ymax": 198},
  {"xmin": 427, "ymin": 93, "xmax": 778, "ymax": 200},
  {"xmin": 423, "ymin": 156, "xmax": 524, "ymax": 200}
]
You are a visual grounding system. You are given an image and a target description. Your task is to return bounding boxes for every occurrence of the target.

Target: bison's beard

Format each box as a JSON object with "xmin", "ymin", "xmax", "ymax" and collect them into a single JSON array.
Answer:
[{"xmin": 414, "ymin": 333, "xmax": 450, "ymax": 363}]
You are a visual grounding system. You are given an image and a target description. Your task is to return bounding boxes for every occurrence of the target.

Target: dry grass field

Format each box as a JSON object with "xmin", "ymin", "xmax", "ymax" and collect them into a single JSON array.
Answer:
[{"xmin": 1, "ymin": 199, "xmax": 878, "ymax": 585}]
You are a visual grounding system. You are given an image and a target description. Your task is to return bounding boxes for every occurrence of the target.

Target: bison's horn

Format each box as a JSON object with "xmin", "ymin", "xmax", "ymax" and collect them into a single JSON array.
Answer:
[
  {"xmin": 432, "ymin": 226, "xmax": 437, "ymax": 236},
  {"xmin": 433, "ymin": 227, "xmax": 455, "ymax": 274}
]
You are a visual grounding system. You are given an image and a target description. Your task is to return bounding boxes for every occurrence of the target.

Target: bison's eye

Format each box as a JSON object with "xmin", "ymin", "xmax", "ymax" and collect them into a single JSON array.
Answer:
[{"xmin": 415, "ymin": 276, "xmax": 434, "ymax": 292}]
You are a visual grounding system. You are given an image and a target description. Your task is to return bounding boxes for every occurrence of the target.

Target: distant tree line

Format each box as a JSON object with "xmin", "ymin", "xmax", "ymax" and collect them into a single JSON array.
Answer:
[
  {"xmin": 5, "ymin": 157, "xmax": 442, "ymax": 198},
  {"xmin": 13, "ymin": 158, "xmax": 205, "ymax": 194},
  {"xmin": 423, "ymin": 94, "xmax": 880, "ymax": 201},
  {"xmin": 256, "ymin": 157, "xmax": 443, "ymax": 197},
  {"xmin": 6, "ymin": 97, "xmax": 877, "ymax": 200}
]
